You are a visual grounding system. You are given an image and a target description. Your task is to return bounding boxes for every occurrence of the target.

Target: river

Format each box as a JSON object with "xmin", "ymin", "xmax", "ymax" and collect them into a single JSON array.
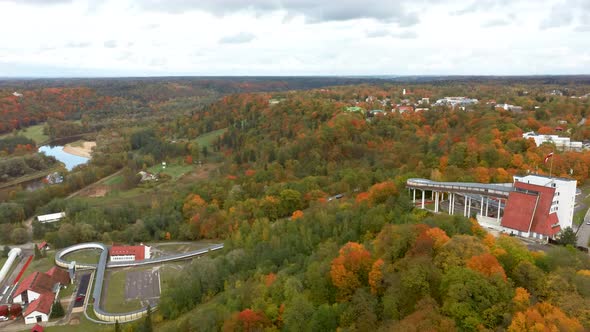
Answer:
[{"xmin": 38, "ymin": 145, "xmax": 89, "ymax": 171}]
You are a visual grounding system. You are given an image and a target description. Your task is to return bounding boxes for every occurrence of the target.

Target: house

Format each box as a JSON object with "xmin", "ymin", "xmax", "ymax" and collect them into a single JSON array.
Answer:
[
  {"xmin": 37, "ymin": 242, "xmax": 49, "ymax": 252},
  {"xmin": 23, "ymin": 293, "xmax": 54, "ymax": 325},
  {"xmin": 495, "ymin": 103, "xmax": 523, "ymax": 113},
  {"xmin": 45, "ymin": 267, "xmax": 71, "ymax": 286},
  {"xmin": 12, "ymin": 267, "xmax": 69, "ymax": 324},
  {"xmin": 109, "ymin": 245, "xmax": 151, "ymax": 262},
  {"xmin": 522, "ymin": 132, "xmax": 584, "ymax": 151},
  {"xmin": 31, "ymin": 324, "xmax": 45, "ymax": 332},
  {"xmin": 396, "ymin": 105, "xmax": 415, "ymax": 113},
  {"xmin": 12, "ymin": 92, "xmax": 23, "ymax": 97},
  {"xmin": 501, "ymin": 181, "xmax": 561, "ymax": 240},
  {"xmin": 433, "ymin": 97, "xmax": 478, "ymax": 108},
  {"xmin": 555, "ymin": 126, "xmax": 564, "ymax": 132},
  {"xmin": 12, "ymin": 272, "xmax": 58, "ymax": 305},
  {"xmin": 36, "ymin": 212, "xmax": 65, "ymax": 224},
  {"xmin": 137, "ymin": 171, "xmax": 157, "ymax": 182}
]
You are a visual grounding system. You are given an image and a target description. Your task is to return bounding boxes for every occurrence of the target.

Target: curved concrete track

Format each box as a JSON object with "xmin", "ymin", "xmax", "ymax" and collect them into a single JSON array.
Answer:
[
  {"xmin": 406, "ymin": 178, "xmax": 513, "ymax": 198},
  {"xmin": 55, "ymin": 242, "xmax": 223, "ymax": 323}
]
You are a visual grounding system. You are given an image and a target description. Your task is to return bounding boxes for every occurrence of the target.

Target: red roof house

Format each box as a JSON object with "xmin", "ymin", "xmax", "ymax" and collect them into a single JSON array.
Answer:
[
  {"xmin": 501, "ymin": 182, "xmax": 561, "ymax": 238},
  {"xmin": 13, "ymin": 272, "xmax": 56, "ymax": 301},
  {"xmin": 0, "ymin": 304, "xmax": 8, "ymax": 317},
  {"xmin": 31, "ymin": 324, "xmax": 45, "ymax": 332},
  {"xmin": 46, "ymin": 267, "xmax": 70, "ymax": 285},
  {"xmin": 23, "ymin": 293, "xmax": 54, "ymax": 319},
  {"xmin": 37, "ymin": 242, "xmax": 49, "ymax": 250}
]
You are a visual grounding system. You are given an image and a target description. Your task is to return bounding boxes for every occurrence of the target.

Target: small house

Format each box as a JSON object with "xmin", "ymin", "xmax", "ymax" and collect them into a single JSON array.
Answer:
[{"xmin": 36, "ymin": 212, "xmax": 65, "ymax": 224}]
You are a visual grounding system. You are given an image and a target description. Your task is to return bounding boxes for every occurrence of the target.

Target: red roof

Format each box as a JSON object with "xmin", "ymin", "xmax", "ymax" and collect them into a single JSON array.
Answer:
[
  {"xmin": 31, "ymin": 323, "xmax": 44, "ymax": 332},
  {"xmin": 37, "ymin": 242, "xmax": 48, "ymax": 250},
  {"xmin": 501, "ymin": 182, "xmax": 561, "ymax": 236},
  {"xmin": 46, "ymin": 267, "xmax": 70, "ymax": 286},
  {"xmin": 109, "ymin": 246, "xmax": 145, "ymax": 260},
  {"xmin": 13, "ymin": 272, "xmax": 55, "ymax": 299},
  {"xmin": 24, "ymin": 293, "xmax": 54, "ymax": 317},
  {"xmin": 0, "ymin": 304, "xmax": 8, "ymax": 316}
]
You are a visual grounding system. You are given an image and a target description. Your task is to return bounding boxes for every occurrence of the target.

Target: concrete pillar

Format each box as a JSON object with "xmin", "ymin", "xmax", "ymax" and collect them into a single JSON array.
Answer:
[
  {"xmin": 413, "ymin": 189, "xmax": 416, "ymax": 203},
  {"xmin": 485, "ymin": 198, "xmax": 489, "ymax": 217},
  {"xmin": 464, "ymin": 196, "xmax": 468, "ymax": 217},
  {"xmin": 467, "ymin": 197, "xmax": 471, "ymax": 217},
  {"xmin": 480, "ymin": 196, "xmax": 484, "ymax": 216},
  {"xmin": 497, "ymin": 199, "xmax": 502, "ymax": 223},
  {"xmin": 421, "ymin": 190, "xmax": 425, "ymax": 209},
  {"xmin": 435, "ymin": 192, "xmax": 439, "ymax": 212}
]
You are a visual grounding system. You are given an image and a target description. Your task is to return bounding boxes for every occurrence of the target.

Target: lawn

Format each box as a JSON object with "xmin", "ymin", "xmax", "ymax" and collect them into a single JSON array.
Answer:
[
  {"xmin": 148, "ymin": 163, "xmax": 194, "ymax": 181},
  {"xmin": 0, "ymin": 256, "xmax": 6, "ymax": 269},
  {"xmin": 0, "ymin": 124, "xmax": 49, "ymax": 144},
  {"xmin": 151, "ymin": 240, "xmax": 221, "ymax": 258},
  {"xmin": 103, "ymin": 269, "xmax": 143, "ymax": 313},
  {"xmin": 20, "ymin": 250, "xmax": 56, "ymax": 279},
  {"xmin": 39, "ymin": 313, "xmax": 116, "ymax": 332},
  {"xmin": 194, "ymin": 127, "xmax": 227, "ymax": 147},
  {"xmin": 62, "ymin": 249, "xmax": 101, "ymax": 265},
  {"xmin": 104, "ymin": 175, "xmax": 123, "ymax": 186}
]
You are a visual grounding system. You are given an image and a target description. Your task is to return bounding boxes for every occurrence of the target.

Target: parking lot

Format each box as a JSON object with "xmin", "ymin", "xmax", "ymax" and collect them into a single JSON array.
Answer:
[
  {"xmin": 74, "ymin": 273, "xmax": 91, "ymax": 308},
  {"xmin": 125, "ymin": 269, "xmax": 160, "ymax": 306}
]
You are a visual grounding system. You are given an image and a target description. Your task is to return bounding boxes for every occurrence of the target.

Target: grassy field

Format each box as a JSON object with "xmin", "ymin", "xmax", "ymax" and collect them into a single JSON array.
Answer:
[
  {"xmin": 103, "ymin": 269, "xmax": 143, "ymax": 313},
  {"xmin": 0, "ymin": 124, "xmax": 49, "ymax": 144},
  {"xmin": 148, "ymin": 163, "xmax": 195, "ymax": 180},
  {"xmin": 151, "ymin": 240, "xmax": 221, "ymax": 258},
  {"xmin": 20, "ymin": 251, "xmax": 56, "ymax": 279},
  {"xmin": 194, "ymin": 127, "xmax": 227, "ymax": 148},
  {"xmin": 62, "ymin": 249, "xmax": 101, "ymax": 265},
  {"xmin": 104, "ymin": 175, "xmax": 123, "ymax": 185},
  {"xmin": 39, "ymin": 313, "xmax": 115, "ymax": 332}
]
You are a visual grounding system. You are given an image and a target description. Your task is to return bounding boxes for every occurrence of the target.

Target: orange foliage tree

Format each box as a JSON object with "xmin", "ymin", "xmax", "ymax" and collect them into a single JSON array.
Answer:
[
  {"xmin": 466, "ymin": 253, "xmax": 507, "ymax": 280},
  {"xmin": 513, "ymin": 287, "xmax": 530, "ymax": 312},
  {"xmin": 367, "ymin": 181, "xmax": 398, "ymax": 206},
  {"xmin": 368, "ymin": 258, "xmax": 384, "ymax": 295},
  {"xmin": 425, "ymin": 227, "xmax": 451, "ymax": 250},
  {"xmin": 508, "ymin": 302, "xmax": 584, "ymax": 332},
  {"xmin": 330, "ymin": 242, "xmax": 372, "ymax": 300},
  {"xmin": 291, "ymin": 210, "xmax": 304, "ymax": 220}
]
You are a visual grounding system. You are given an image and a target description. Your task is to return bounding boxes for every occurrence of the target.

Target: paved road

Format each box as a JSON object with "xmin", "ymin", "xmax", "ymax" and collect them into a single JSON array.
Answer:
[{"xmin": 576, "ymin": 206, "xmax": 590, "ymax": 248}]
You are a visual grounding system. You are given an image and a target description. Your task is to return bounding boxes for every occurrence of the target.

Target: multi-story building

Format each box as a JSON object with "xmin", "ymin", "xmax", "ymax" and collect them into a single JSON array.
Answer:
[
  {"xmin": 522, "ymin": 132, "xmax": 584, "ymax": 151},
  {"xmin": 513, "ymin": 175, "xmax": 577, "ymax": 230}
]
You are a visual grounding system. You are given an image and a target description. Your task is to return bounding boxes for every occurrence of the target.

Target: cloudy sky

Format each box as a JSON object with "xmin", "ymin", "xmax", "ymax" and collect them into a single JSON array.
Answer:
[{"xmin": 0, "ymin": 0, "xmax": 589, "ymax": 77}]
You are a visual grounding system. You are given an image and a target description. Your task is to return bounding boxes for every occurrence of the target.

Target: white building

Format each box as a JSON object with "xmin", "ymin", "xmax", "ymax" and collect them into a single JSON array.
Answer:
[
  {"xmin": 433, "ymin": 97, "xmax": 478, "ymax": 108},
  {"xmin": 109, "ymin": 245, "xmax": 151, "ymax": 262},
  {"xmin": 496, "ymin": 103, "xmax": 523, "ymax": 112},
  {"xmin": 514, "ymin": 175, "xmax": 577, "ymax": 230},
  {"xmin": 522, "ymin": 132, "xmax": 584, "ymax": 151},
  {"xmin": 37, "ymin": 212, "xmax": 66, "ymax": 224},
  {"xmin": 23, "ymin": 293, "xmax": 54, "ymax": 324}
]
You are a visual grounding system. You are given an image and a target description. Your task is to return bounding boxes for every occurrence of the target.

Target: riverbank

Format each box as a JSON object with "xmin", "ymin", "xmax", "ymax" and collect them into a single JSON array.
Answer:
[{"xmin": 63, "ymin": 141, "xmax": 96, "ymax": 158}]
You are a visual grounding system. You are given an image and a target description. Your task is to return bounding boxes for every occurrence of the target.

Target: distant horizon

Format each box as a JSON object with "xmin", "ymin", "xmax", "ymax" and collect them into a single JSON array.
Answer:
[{"xmin": 2, "ymin": 74, "xmax": 590, "ymax": 80}]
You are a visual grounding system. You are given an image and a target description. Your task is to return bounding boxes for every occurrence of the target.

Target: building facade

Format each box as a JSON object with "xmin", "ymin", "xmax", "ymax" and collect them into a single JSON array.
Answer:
[{"xmin": 513, "ymin": 175, "xmax": 577, "ymax": 230}]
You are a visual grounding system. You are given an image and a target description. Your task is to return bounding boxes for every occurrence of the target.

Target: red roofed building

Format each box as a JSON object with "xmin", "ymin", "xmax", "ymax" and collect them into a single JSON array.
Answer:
[
  {"xmin": 13, "ymin": 272, "xmax": 57, "ymax": 305},
  {"xmin": 12, "ymin": 267, "xmax": 70, "ymax": 324},
  {"xmin": 45, "ymin": 267, "xmax": 70, "ymax": 286},
  {"xmin": 501, "ymin": 181, "xmax": 561, "ymax": 239},
  {"xmin": 109, "ymin": 245, "xmax": 151, "ymax": 262},
  {"xmin": 31, "ymin": 324, "xmax": 45, "ymax": 332},
  {"xmin": 37, "ymin": 242, "xmax": 49, "ymax": 251},
  {"xmin": 23, "ymin": 293, "xmax": 54, "ymax": 325}
]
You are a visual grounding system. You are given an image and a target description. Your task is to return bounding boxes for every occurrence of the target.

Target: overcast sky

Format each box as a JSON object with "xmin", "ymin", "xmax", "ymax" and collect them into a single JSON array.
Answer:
[{"xmin": 0, "ymin": 0, "xmax": 589, "ymax": 77}]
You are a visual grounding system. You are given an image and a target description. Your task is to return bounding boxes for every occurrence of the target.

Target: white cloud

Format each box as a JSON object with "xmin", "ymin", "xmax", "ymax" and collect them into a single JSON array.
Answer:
[{"xmin": 0, "ymin": 0, "xmax": 588, "ymax": 76}]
